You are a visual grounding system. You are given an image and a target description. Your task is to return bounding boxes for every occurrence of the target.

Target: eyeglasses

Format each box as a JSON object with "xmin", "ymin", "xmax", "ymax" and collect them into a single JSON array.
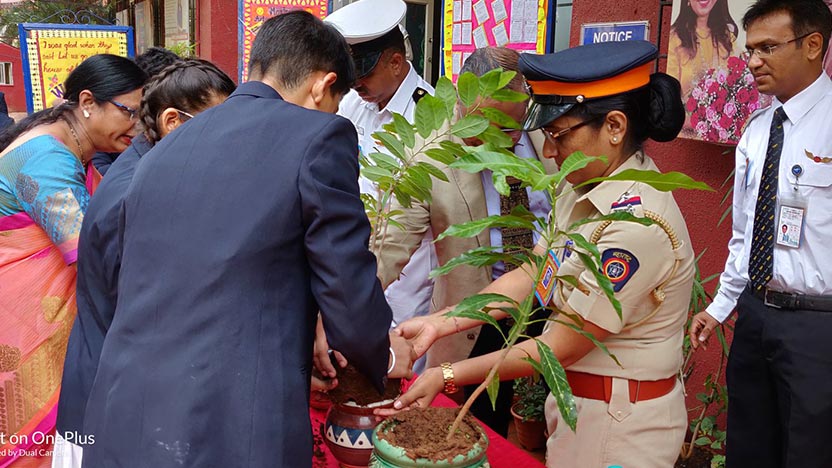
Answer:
[
  {"xmin": 109, "ymin": 100, "xmax": 138, "ymax": 120},
  {"xmin": 742, "ymin": 32, "xmax": 817, "ymax": 62},
  {"xmin": 174, "ymin": 109, "xmax": 195, "ymax": 122},
  {"xmin": 540, "ymin": 116, "xmax": 602, "ymax": 145}
]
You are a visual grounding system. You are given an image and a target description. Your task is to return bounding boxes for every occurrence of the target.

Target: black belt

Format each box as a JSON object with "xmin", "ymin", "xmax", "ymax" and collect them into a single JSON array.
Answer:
[{"xmin": 750, "ymin": 287, "xmax": 832, "ymax": 312}]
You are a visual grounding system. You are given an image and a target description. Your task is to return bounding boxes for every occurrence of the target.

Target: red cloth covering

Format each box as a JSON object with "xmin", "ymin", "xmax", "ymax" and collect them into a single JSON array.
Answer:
[{"xmin": 309, "ymin": 392, "xmax": 545, "ymax": 467}]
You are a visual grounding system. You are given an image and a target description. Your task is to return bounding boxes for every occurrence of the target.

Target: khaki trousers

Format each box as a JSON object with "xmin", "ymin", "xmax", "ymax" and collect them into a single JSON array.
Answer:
[{"xmin": 544, "ymin": 377, "xmax": 686, "ymax": 468}]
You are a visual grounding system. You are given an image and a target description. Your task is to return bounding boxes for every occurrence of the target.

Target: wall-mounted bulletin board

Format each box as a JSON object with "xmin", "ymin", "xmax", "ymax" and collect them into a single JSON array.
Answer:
[
  {"xmin": 441, "ymin": 0, "xmax": 549, "ymax": 80},
  {"xmin": 18, "ymin": 23, "xmax": 134, "ymax": 113}
]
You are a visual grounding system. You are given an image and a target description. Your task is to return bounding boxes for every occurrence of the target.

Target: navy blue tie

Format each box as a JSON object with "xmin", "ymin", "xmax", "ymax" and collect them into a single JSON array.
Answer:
[{"xmin": 748, "ymin": 106, "xmax": 787, "ymax": 292}]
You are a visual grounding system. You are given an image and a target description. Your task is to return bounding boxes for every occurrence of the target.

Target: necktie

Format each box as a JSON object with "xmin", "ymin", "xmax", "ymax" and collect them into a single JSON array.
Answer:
[
  {"xmin": 500, "ymin": 176, "xmax": 534, "ymax": 272},
  {"xmin": 748, "ymin": 106, "xmax": 787, "ymax": 292}
]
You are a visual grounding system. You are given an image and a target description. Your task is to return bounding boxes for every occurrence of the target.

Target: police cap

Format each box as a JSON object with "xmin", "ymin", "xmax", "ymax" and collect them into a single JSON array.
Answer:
[
  {"xmin": 519, "ymin": 40, "xmax": 658, "ymax": 130},
  {"xmin": 324, "ymin": 0, "xmax": 407, "ymax": 78}
]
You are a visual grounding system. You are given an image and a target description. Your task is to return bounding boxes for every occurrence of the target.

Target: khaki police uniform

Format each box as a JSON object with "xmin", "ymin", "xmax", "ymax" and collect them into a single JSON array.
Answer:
[{"xmin": 542, "ymin": 152, "xmax": 694, "ymax": 468}]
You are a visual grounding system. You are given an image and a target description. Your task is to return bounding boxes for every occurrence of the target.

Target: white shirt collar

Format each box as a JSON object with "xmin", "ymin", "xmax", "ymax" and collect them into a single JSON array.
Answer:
[
  {"xmin": 365, "ymin": 62, "xmax": 420, "ymax": 115},
  {"xmin": 777, "ymin": 72, "xmax": 832, "ymax": 124}
]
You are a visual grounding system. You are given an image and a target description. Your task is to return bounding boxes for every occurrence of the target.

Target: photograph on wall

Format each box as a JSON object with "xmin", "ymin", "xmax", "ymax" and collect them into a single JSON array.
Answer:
[
  {"xmin": 667, "ymin": 0, "xmax": 772, "ymax": 145},
  {"xmin": 238, "ymin": 0, "xmax": 328, "ymax": 82},
  {"xmin": 18, "ymin": 24, "xmax": 133, "ymax": 113},
  {"xmin": 441, "ymin": 0, "xmax": 549, "ymax": 80},
  {"xmin": 135, "ymin": 1, "xmax": 154, "ymax": 54},
  {"xmin": 165, "ymin": 0, "xmax": 191, "ymax": 48}
]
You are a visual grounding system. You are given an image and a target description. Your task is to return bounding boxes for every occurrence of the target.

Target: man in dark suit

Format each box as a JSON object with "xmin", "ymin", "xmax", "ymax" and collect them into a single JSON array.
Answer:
[{"xmin": 82, "ymin": 12, "xmax": 403, "ymax": 468}]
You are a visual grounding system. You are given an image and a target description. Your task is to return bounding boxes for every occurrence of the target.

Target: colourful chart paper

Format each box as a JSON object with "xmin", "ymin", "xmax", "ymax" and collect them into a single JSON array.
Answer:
[
  {"xmin": 238, "ymin": 0, "xmax": 328, "ymax": 82},
  {"xmin": 443, "ymin": 0, "xmax": 549, "ymax": 80},
  {"xmin": 18, "ymin": 24, "xmax": 133, "ymax": 113}
]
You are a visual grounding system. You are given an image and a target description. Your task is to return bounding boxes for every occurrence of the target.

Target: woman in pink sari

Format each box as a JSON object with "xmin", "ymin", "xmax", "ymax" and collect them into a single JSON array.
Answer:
[{"xmin": 0, "ymin": 54, "xmax": 145, "ymax": 468}]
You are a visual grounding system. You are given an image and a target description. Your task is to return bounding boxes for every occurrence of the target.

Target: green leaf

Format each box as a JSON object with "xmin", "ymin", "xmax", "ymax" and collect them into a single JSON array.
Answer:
[
  {"xmin": 457, "ymin": 72, "xmax": 479, "ymax": 108},
  {"xmin": 701, "ymin": 415, "xmax": 714, "ymax": 432},
  {"xmin": 434, "ymin": 77, "xmax": 457, "ymax": 118},
  {"xmin": 430, "ymin": 247, "xmax": 519, "ymax": 278},
  {"xmin": 536, "ymin": 340, "xmax": 578, "ymax": 431},
  {"xmin": 451, "ymin": 115, "xmax": 491, "ymax": 138},
  {"xmin": 392, "ymin": 186, "xmax": 412, "ymax": 208},
  {"xmin": 711, "ymin": 441, "xmax": 723, "ymax": 450},
  {"xmin": 695, "ymin": 437, "xmax": 711, "ymax": 446},
  {"xmin": 491, "ymin": 88, "xmax": 530, "ymax": 103},
  {"xmin": 480, "ymin": 106, "xmax": 521, "ymax": 129},
  {"xmin": 478, "ymin": 69, "xmax": 501, "ymax": 98},
  {"xmin": 367, "ymin": 151, "xmax": 401, "ymax": 172},
  {"xmin": 436, "ymin": 214, "xmax": 537, "ymax": 241},
  {"xmin": 477, "ymin": 125, "xmax": 515, "ymax": 148},
  {"xmin": 497, "ymin": 70, "xmax": 517, "ymax": 90},
  {"xmin": 416, "ymin": 162, "xmax": 449, "ymax": 183},
  {"xmin": 439, "ymin": 140, "xmax": 468, "ymax": 157},
  {"xmin": 414, "ymin": 95, "xmax": 448, "ymax": 138},
  {"xmin": 565, "ymin": 232, "xmax": 600, "ymax": 263},
  {"xmin": 451, "ymin": 293, "xmax": 519, "ymax": 315},
  {"xmin": 576, "ymin": 251, "xmax": 622, "ymax": 320},
  {"xmin": 361, "ymin": 165, "xmax": 394, "ymax": 184},
  {"xmin": 372, "ymin": 132, "xmax": 407, "ymax": 161},
  {"xmin": 576, "ymin": 169, "xmax": 714, "ymax": 192},
  {"xmin": 424, "ymin": 148, "xmax": 456, "ymax": 165},
  {"xmin": 391, "ymin": 113, "xmax": 415, "ymax": 149},
  {"xmin": 566, "ymin": 211, "xmax": 655, "ymax": 232},
  {"xmin": 451, "ymin": 150, "xmax": 543, "ymax": 176},
  {"xmin": 554, "ymin": 151, "xmax": 602, "ymax": 186},
  {"xmin": 555, "ymin": 274, "xmax": 581, "ymax": 290},
  {"xmin": 486, "ymin": 372, "xmax": 501, "ymax": 411}
]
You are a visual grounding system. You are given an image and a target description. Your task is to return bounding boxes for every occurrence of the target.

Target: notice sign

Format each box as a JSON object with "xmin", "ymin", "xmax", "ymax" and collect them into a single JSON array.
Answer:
[
  {"xmin": 580, "ymin": 21, "xmax": 649, "ymax": 45},
  {"xmin": 19, "ymin": 24, "xmax": 133, "ymax": 113}
]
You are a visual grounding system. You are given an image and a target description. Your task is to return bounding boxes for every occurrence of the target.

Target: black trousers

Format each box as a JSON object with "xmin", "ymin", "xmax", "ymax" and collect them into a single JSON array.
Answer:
[{"xmin": 726, "ymin": 288, "xmax": 832, "ymax": 468}]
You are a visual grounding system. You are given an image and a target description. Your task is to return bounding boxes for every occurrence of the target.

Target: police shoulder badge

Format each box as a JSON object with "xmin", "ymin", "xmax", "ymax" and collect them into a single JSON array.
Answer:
[
  {"xmin": 610, "ymin": 191, "xmax": 644, "ymax": 216},
  {"xmin": 600, "ymin": 248, "xmax": 640, "ymax": 292}
]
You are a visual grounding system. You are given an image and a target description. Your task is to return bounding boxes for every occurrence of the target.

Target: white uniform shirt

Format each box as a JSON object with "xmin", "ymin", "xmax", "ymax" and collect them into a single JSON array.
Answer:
[
  {"xmin": 338, "ymin": 63, "xmax": 436, "ymax": 326},
  {"xmin": 480, "ymin": 132, "xmax": 552, "ymax": 279},
  {"xmin": 707, "ymin": 73, "xmax": 832, "ymax": 323}
]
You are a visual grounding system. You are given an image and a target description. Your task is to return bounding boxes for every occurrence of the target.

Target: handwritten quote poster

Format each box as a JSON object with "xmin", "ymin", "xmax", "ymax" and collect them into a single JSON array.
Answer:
[{"xmin": 19, "ymin": 24, "xmax": 132, "ymax": 113}]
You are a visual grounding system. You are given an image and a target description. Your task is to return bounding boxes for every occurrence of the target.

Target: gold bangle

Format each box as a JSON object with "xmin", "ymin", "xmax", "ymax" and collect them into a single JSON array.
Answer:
[{"xmin": 440, "ymin": 362, "xmax": 459, "ymax": 394}]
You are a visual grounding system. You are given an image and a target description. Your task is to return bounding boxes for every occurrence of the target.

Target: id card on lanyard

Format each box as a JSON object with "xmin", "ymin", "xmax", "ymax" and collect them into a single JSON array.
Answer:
[{"xmin": 776, "ymin": 166, "xmax": 807, "ymax": 249}]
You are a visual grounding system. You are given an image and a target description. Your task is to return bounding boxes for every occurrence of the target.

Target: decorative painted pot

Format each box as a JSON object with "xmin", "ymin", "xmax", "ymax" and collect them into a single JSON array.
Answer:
[
  {"xmin": 325, "ymin": 400, "xmax": 393, "ymax": 468},
  {"xmin": 368, "ymin": 418, "xmax": 490, "ymax": 468}
]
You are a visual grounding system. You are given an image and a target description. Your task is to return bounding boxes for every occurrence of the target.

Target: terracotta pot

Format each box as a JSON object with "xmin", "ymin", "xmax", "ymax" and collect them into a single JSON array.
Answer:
[
  {"xmin": 369, "ymin": 418, "xmax": 490, "ymax": 467},
  {"xmin": 510, "ymin": 403, "xmax": 547, "ymax": 451},
  {"xmin": 325, "ymin": 400, "xmax": 393, "ymax": 468}
]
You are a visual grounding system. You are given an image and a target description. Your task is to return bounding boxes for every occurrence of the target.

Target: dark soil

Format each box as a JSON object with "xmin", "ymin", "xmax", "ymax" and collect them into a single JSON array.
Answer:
[
  {"xmin": 312, "ymin": 421, "xmax": 327, "ymax": 468},
  {"xmin": 377, "ymin": 407, "xmax": 482, "ymax": 462},
  {"xmin": 675, "ymin": 447, "xmax": 715, "ymax": 468},
  {"xmin": 328, "ymin": 364, "xmax": 401, "ymax": 406}
]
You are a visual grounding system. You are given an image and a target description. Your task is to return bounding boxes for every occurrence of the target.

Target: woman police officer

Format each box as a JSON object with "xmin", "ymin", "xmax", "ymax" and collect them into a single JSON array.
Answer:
[{"xmin": 379, "ymin": 40, "xmax": 694, "ymax": 468}]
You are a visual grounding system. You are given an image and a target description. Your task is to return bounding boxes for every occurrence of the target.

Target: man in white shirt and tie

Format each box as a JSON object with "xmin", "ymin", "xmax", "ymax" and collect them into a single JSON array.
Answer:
[{"xmin": 689, "ymin": 1, "xmax": 832, "ymax": 466}]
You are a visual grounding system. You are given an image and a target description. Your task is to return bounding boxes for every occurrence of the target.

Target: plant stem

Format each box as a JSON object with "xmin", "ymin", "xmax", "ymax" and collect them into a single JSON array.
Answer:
[{"xmin": 681, "ymin": 333, "xmax": 726, "ymax": 459}]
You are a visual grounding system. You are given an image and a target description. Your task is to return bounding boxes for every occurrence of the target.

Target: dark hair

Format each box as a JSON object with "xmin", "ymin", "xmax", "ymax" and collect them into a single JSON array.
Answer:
[
  {"xmin": 564, "ymin": 73, "xmax": 685, "ymax": 154},
  {"xmin": 135, "ymin": 47, "xmax": 183, "ymax": 77},
  {"xmin": 743, "ymin": 0, "xmax": 832, "ymax": 56},
  {"xmin": 0, "ymin": 54, "xmax": 146, "ymax": 152},
  {"xmin": 460, "ymin": 46, "xmax": 528, "ymax": 93},
  {"xmin": 671, "ymin": 0, "xmax": 737, "ymax": 59},
  {"xmin": 248, "ymin": 10, "xmax": 355, "ymax": 96},
  {"xmin": 140, "ymin": 59, "xmax": 236, "ymax": 144}
]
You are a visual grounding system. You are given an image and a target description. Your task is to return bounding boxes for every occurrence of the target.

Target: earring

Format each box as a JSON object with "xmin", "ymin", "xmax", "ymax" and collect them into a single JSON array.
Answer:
[
  {"xmin": 83, "ymin": 109, "xmax": 90, "ymax": 118},
  {"xmin": 612, "ymin": 136, "xmax": 619, "ymax": 143}
]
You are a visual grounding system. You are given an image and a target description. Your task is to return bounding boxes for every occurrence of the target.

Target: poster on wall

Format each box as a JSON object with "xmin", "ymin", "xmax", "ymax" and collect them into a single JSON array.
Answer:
[
  {"xmin": 18, "ymin": 23, "xmax": 134, "ymax": 113},
  {"xmin": 135, "ymin": 1, "xmax": 154, "ymax": 54},
  {"xmin": 238, "ymin": 0, "xmax": 328, "ymax": 82},
  {"xmin": 441, "ymin": 0, "xmax": 549, "ymax": 81},
  {"xmin": 165, "ymin": 0, "xmax": 191, "ymax": 48},
  {"xmin": 666, "ymin": 0, "xmax": 774, "ymax": 145}
]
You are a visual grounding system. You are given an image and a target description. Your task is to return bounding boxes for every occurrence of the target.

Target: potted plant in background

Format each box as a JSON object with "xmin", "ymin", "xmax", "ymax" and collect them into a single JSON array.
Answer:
[
  {"xmin": 510, "ymin": 376, "xmax": 548, "ymax": 451},
  {"xmin": 364, "ymin": 67, "xmax": 712, "ymax": 468}
]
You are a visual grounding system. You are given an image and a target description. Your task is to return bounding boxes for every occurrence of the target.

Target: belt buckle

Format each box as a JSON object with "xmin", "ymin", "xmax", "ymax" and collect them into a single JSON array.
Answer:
[{"xmin": 763, "ymin": 289, "xmax": 782, "ymax": 309}]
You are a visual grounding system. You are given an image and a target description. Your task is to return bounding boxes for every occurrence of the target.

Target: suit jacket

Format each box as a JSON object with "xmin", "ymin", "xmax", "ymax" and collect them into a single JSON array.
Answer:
[
  {"xmin": 82, "ymin": 82, "xmax": 392, "ymax": 468},
  {"xmin": 58, "ymin": 134, "xmax": 153, "ymax": 436},
  {"xmin": 376, "ymin": 130, "xmax": 557, "ymax": 366}
]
